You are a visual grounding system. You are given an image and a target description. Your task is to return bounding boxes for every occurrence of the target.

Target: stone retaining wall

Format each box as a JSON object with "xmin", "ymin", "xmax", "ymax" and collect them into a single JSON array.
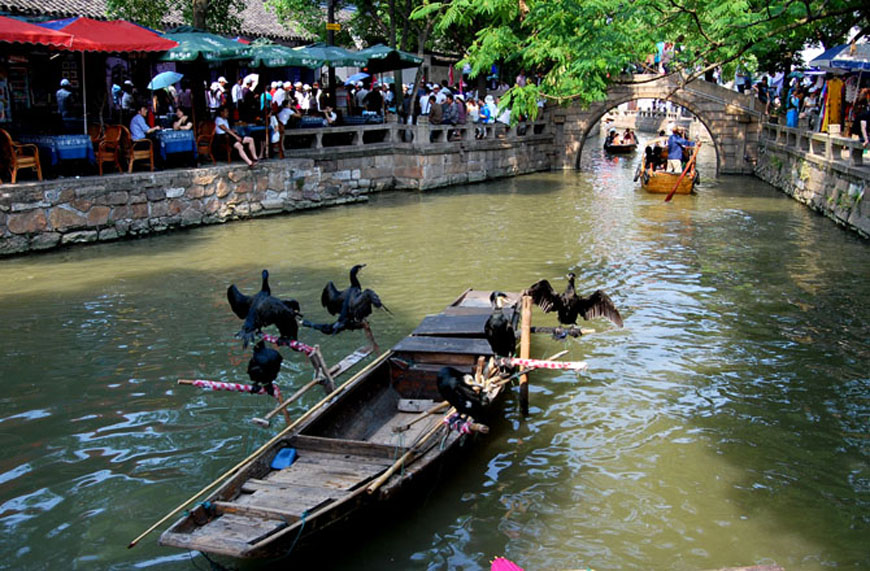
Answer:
[
  {"xmin": 755, "ymin": 124, "xmax": 869, "ymax": 238},
  {"xmin": 0, "ymin": 133, "xmax": 553, "ymax": 257}
]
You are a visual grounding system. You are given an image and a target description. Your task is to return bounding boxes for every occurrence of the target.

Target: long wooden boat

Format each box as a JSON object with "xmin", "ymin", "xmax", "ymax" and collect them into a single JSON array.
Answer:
[
  {"xmin": 638, "ymin": 136, "xmax": 699, "ymax": 194},
  {"xmin": 159, "ymin": 290, "xmax": 520, "ymax": 560}
]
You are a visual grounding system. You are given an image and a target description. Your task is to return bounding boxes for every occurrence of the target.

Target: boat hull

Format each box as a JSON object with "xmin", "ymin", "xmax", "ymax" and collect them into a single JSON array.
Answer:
[
  {"xmin": 641, "ymin": 171, "xmax": 695, "ymax": 194},
  {"xmin": 159, "ymin": 290, "xmax": 520, "ymax": 560},
  {"xmin": 604, "ymin": 143, "xmax": 637, "ymax": 154}
]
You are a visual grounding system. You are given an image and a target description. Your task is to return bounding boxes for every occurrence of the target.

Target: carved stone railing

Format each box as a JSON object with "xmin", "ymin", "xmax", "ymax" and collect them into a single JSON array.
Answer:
[
  {"xmin": 281, "ymin": 115, "xmax": 550, "ymax": 151},
  {"xmin": 761, "ymin": 122, "xmax": 866, "ymax": 168}
]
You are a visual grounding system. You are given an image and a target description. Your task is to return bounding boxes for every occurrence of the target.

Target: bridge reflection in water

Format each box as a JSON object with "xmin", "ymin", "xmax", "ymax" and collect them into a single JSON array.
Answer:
[{"xmin": 0, "ymin": 134, "xmax": 867, "ymax": 570}]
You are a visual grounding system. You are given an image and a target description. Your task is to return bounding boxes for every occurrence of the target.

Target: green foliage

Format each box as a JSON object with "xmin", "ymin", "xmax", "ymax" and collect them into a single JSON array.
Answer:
[
  {"xmin": 422, "ymin": 0, "xmax": 868, "ymax": 120},
  {"xmin": 106, "ymin": 0, "xmax": 245, "ymax": 35}
]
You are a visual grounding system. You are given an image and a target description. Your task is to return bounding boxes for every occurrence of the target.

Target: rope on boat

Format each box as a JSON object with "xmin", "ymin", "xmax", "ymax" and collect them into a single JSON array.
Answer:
[
  {"xmin": 280, "ymin": 509, "xmax": 308, "ymax": 560},
  {"xmin": 260, "ymin": 333, "xmax": 315, "ymax": 355},
  {"xmin": 499, "ymin": 356, "xmax": 588, "ymax": 371}
]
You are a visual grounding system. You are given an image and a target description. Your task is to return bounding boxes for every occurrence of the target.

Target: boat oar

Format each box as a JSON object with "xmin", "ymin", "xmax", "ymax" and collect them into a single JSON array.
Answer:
[
  {"xmin": 127, "ymin": 351, "xmax": 389, "ymax": 549},
  {"xmin": 664, "ymin": 141, "xmax": 701, "ymax": 203}
]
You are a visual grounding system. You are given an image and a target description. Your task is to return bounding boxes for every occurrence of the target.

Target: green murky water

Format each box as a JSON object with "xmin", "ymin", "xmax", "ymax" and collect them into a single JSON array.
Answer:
[{"xmin": 0, "ymin": 136, "xmax": 867, "ymax": 570}]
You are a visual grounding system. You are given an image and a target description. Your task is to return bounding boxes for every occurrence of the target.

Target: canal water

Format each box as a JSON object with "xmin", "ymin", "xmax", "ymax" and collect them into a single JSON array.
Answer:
[{"xmin": 0, "ymin": 135, "xmax": 867, "ymax": 570}]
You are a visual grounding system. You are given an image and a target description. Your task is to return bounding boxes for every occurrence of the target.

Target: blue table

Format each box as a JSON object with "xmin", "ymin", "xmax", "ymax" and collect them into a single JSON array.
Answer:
[
  {"xmin": 19, "ymin": 134, "xmax": 96, "ymax": 167},
  {"xmin": 236, "ymin": 124, "xmax": 267, "ymax": 139},
  {"xmin": 153, "ymin": 129, "xmax": 196, "ymax": 162}
]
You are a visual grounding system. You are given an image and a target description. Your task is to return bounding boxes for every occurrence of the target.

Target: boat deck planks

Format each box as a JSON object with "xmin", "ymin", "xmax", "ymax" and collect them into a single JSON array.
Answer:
[
  {"xmin": 167, "ymin": 513, "xmax": 285, "ymax": 554},
  {"xmin": 392, "ymin": 335, "xmax": 495, "ymax": 356},
  {"xmin": 364, "ymin": 415, "xmax": 439, "ymax": 448}
]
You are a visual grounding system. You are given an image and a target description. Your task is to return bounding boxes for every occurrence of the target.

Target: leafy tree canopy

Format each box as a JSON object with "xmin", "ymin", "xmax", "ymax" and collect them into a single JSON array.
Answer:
[
  {"xmin": 414, "ymin": 0, "xmax": 868, "ymax": 119},
  {"xmin": 106, "ymin": 0, "xmax": 246, "ymax": 36}
]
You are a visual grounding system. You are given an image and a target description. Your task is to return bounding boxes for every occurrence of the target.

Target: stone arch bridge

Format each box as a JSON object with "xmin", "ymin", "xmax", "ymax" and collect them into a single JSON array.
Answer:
[{"xmin": 549, "ymin": 74, "xmax": 764, "ymax": 175}]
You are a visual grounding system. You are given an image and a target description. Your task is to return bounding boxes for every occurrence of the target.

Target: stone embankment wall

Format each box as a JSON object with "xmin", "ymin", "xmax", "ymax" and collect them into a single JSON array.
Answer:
[
  {"xmin": 0, "ymin": 128, "xmax": 553, "ymax": 257},
  {"xmin": 755, "ymin": 123, "xmax": 869, "ymax": 238}
]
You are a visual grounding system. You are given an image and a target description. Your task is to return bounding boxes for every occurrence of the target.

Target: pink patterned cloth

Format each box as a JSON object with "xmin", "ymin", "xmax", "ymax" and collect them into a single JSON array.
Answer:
[
  {"xmin": 491, "ymin": 557, "xmax": 524, "ymax": 571},
  {"xmin": 501, "ymin": 357, "xmax": 588, "ymax": 371},
  {"xmin": 260, "ymin": 333, "xmax": 315, "ymax": 355},
  {"xmin": 187, "ymin": 379, "xmax": 282, "ymax": 402}
]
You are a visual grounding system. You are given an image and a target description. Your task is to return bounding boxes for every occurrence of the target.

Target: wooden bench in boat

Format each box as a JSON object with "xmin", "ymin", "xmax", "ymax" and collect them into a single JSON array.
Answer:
[{"xmin": 161, "ymin": 434, "xmax": 415, "ymax": 555}]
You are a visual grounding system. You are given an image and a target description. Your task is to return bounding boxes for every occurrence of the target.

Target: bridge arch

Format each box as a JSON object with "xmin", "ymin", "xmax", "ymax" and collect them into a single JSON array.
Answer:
[{"xmin": 549, "ymin": 75, "xmax": 763, "ymax": 175}]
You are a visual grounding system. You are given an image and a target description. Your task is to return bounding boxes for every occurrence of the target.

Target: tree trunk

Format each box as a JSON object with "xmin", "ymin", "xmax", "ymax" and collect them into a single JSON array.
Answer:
[
  {"xmin": 192, "ymin": 0, "xmax": 208, "ymax": 30},
  {"xmin": 408, "ymin": 22, "xmax": 432, "ymax": 120}
]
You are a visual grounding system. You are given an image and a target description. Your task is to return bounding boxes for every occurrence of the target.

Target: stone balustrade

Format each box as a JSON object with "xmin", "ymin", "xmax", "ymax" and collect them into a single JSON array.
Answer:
[
  {"xmin": 0, "ymin": 117, "xmax": 553, "ymax": 257},
  {"xmin": 756, "ymin": 122, "xmax": 869, "ymax": 237},
  {"xmin": 282, "ymin": 116, "xmax": 547, "ymax": 149},
  {"xmin": 761, "ymin": 123, "xmax": 865, "ymax": 167}
]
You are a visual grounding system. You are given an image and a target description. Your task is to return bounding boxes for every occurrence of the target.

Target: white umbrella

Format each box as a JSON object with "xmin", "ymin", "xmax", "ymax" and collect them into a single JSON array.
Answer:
[{"xmin": 243, "ymin": 73, "xmax": 259, "ymax": 92}]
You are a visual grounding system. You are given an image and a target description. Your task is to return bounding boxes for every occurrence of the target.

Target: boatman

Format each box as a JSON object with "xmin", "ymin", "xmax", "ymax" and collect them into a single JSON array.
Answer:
[{"xmin": 667, "ymin": 126, "xmax": 695, "ymax": 173}]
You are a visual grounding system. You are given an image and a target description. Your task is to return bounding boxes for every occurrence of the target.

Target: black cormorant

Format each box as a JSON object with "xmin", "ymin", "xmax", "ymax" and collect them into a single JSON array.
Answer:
[
  {"xmin": 524, "ymin": 272, "xmax": 623, "ymax": 328},
  {"xmin": 484, "ymin": 291, "xmax": 516, "ymax": 358},
  {"xmin": 227, "ymin": 269, "xmax": 302, "ymax": 347},
  {"xmin": 312, "ymin": 264, "xmax": 389, "ymax": 334},
  {"xmin": 436, "ymin": 366, "xmax": 490, "ymax": 422},
  {"xmin": 246, "ymin": 340, "xmax": 283, "ymax": 396}
]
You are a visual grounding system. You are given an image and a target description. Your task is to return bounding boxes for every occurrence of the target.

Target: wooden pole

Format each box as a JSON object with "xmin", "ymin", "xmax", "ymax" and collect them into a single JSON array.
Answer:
[
  {"xmin": 250, "ymin": 377, "xmax": 321, "ymax": 427},
  {"xmin": 127, "ymin": 351, "xmax": 390, "ymax": 549},
  {"xmin": 391, "ymin": 401, "xmax": 450, "ymax": 433},
  {"xmin": 519, "ymin": 295, "xmax": 532, "ymax": 416},
  {"xmin": 367, "ymin": 415, "xmax": 448, "ymax": 495}
]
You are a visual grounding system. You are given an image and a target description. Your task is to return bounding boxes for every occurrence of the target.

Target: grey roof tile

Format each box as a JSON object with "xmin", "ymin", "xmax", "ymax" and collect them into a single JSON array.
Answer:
[{"xmin": 0, "ymin": 0, "xmax": 312, "ymax": 41}]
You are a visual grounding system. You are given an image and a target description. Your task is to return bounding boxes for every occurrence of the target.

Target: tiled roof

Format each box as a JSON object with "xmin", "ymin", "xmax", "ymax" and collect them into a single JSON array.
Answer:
[{"xmin": 0, "ymin": 0, "xmax": 312, "ymax": 41}]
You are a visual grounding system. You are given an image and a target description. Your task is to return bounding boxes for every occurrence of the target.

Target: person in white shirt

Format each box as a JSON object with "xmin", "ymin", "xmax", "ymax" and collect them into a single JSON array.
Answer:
[
  {"xmin": 214, "ymin": 106, "xmax": 258, "ymax": 167},
  {"xmin": 433, "ymin": 84, "xmax": 446, "ymax": 104},
  {"xmin": 419, "ymin": 86, "xmax": 431, "ymax": 115},
  {"xmin": 300, "ymin": 84, "xmax": 311, "ymax": 114},
  {"xmin": 231, "ymin": 78, "xmax": 243, "ymax": 108},
  {"xmin": 272, "ymin": 83, "xmax": 286, "ymax": 108}
]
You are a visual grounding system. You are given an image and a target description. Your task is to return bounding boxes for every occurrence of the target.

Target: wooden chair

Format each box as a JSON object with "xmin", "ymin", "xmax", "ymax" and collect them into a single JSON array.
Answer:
[
  {"xmin": 88, "ymin": 123, "xmax": 104, "ymax": 147},
  {"xmin": 96, "ymin": 125, "xmax": 123, "ymax": 175},
  {"xmin": 0, "ymin": 128, "xmax": 42, "ymax": 183},
  {"xmin": 120, "ymin": 126, "xmax": 154, "ymax": 173},
  {"xmin": 196, "ymin": 121, "xmax": 217, "ymax": 165}
]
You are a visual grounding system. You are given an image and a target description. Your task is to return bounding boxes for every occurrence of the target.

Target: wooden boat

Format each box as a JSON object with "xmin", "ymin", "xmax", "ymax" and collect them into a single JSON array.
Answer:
[
  {"xmin": 603, "ymin": 141, "xmax": 638, "ymax": 154},
  {"xmin": 159, "ymin": 290, "xmax": 520, "ymax": 560},
  {"xmin": 638, "ymin": 136, "xmax": 699, "ymax": 194}
]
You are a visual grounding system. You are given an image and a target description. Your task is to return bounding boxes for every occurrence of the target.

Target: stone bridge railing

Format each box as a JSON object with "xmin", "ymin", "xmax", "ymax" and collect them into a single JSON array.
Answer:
[
  {"xmin": 756, "ymin": 122, "xmax": 869, "ymax": 237},
  {"xmin": 282, "ymin": 116, "xmax": 547, "ymax": 150}
]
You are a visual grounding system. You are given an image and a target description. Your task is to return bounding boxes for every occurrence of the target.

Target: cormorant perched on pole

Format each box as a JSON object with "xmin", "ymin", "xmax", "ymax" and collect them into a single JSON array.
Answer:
[
  {"xmin": 524, "ymin": 272, "xmax": 623, "ymax": 328},
  {"xmin": 484, "ymin": 291, "xmax": 516, "ymax": 358},
  {"xmin": 309, "ymin": 264, "xmax": 389, "ymax": 335},
  {"xmin": 227, "ymin": 269, "xmax": 303, "ymax": 348},
  {"xmin": 436, "ymin": 366, "xmax": 490, "ymax": 422},
  {"xmin": 247, "ymin": 341, "xmax": 283, "ymax": 396}
]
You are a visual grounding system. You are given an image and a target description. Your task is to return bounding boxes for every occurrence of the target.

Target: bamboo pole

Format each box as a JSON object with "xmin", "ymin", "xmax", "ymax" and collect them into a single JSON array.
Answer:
[
  {"xmin": 127, "ymin": 350, "xmax": 390, "ymax": 549},
  {"xmin": 366, "ymin": 415, "xmax": 448, "ymax": 495},
  {"xmin": 392, "ymin": 401, "xmax": 450, "ymax": 433},
  {"xmin": 250, "ymin": 377, "xmax": 321, "ymax": 427},
  {"xmin": 519, "ymin": 295, "xmax": 533, "ymax": 416}
]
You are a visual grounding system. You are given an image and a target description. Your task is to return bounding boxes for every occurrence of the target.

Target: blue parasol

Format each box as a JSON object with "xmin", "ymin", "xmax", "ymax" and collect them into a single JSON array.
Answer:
[{"xmin": 148, "ymin": 70, "xmax": 184, "ymax": 90}]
